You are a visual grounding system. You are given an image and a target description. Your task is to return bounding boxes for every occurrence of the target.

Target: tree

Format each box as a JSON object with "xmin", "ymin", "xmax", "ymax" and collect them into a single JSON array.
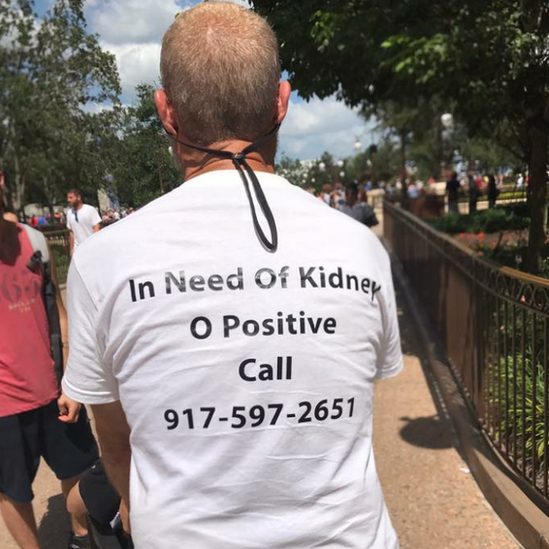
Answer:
[
  {"xmin": 251, "ymin": 0, "xmax": 549, "ymax": 274},
  {"xmin": 0, "ymin": 0, "xmax": 121, "ymax": 212},
  {"xmin": 276, "ymin": 154, "xmax": 310, "ymax": 188},
  {"xmin": 112, "ymin": 84, "xmax": 182, "ymax": 208}
]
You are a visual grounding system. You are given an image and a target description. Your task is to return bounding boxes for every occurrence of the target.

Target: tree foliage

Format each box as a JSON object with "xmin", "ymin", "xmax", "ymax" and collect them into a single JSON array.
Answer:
[
  {"xmin": 112, "ymin": 84, "xmax": 182, "ymax": 208},
  {"xmin": 0, "ymin": 0, "xmax": 121, "ymax": 211},
  {"xmin": 251, "ymin": 0, "xmax": 549, "ymax": 273}
]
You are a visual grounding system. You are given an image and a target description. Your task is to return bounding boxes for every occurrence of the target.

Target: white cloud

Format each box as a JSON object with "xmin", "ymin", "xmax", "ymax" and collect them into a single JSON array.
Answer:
[
  {"xmin": 85, "ymin": 0, "xmax": 185, "ymax": 45},
  {"xmin": 103, "ymin": 41, "xmax": 161, "ymax": 99},
  {"xmin": 89, "ymin": 0, "xmax": 251, "ymax": 100},
  {"xmin": 86, "ymin": 0, "xmax": 250, "ymax": 46},
  {"xmin": 279, "ymin": 96, "xmax": 371, "ymax": 160}
]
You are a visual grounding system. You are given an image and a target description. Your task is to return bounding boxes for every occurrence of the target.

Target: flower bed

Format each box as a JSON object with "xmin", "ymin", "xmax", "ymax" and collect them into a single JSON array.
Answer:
[{"xmin": 427, "ymin": 205, "xmax": 549, "ymax": 277}]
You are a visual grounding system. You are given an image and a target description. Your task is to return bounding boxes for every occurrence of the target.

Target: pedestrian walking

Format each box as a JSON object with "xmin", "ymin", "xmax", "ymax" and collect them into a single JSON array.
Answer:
[
  {"xmin": 66, "ymin": 189, "xmax": 101, "ymax": 254},
  {"xmin": 487, "ymin": 174, "xmax": 499, "ymax": 208},
  {"xmin": 0, "ymin": 196, "xmax": 99, "ymax": 549},
  {"xmin": 337, "ymin": 182, "xmax": 379, "ymax": 227},
  {"xmin": 446, "ymin": 171, "xmax": 461, "ymax": 214},
  {"xmin": 468, "ymin": 173, "xmax": 480, "ymax": 214},
  {"xmin": 62, "ymin": 3, "xmax": 403, "ymax": 548}
]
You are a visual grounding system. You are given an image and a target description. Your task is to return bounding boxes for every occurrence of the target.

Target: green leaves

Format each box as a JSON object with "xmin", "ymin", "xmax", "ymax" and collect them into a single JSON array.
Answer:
[
  {"xmin": 0, "ymin": 0, "xmax": 121, "ymax": 209},
  {"xmin": 111, "ymin": 84, "xmax": 182, "ymax": 208}
]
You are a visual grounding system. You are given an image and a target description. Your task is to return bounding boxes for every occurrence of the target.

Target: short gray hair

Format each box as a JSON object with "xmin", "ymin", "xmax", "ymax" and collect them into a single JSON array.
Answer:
[{"xmin": 160, "ymin": 1, "xmax": 281, "ymax": 146}]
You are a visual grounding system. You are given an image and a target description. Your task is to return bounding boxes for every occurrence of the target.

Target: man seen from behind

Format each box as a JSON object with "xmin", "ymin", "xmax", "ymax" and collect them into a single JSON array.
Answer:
[{"xmin": 62, "ymin": 3, "xmax": 403, "ymax": 548}]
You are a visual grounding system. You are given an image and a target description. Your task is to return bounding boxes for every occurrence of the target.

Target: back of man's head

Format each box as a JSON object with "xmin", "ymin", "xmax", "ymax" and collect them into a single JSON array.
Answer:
[{"xmin": 160, "ymin": 1, "xmax": 280, "ymax": 146}]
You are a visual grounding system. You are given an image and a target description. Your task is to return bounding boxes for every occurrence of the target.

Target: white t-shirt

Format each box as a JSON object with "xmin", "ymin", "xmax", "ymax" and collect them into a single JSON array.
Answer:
[
  {"xmin": 62, "ymin": 171, "xmax": 403, "ymax": 549},
  {"xmin": 66, "ymin": 204, "xmax": 101, "ymax": 248}
]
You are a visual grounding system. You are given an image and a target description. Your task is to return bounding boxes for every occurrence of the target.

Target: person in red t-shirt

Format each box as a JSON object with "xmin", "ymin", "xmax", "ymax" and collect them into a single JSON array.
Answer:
[{"xmin": 0, "ymin": 195, "xmax": 99, "ymax": 549}]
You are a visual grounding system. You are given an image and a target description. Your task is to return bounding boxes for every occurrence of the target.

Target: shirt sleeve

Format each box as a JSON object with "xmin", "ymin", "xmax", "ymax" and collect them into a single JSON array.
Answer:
[
  {"xmin": 376, "ymin": 258, "xmax": 404, "ymax": 379},
  {"xmin": 61, "ymin": 261, "xmax": 119, "ymax": 404},
  {"xmin": 91, "ymin": 207, "xmax": 102, "ymax": 227}
]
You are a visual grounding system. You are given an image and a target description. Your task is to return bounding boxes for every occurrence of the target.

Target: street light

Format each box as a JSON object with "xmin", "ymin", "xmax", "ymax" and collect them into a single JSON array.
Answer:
[
  {"xmin": 354, "ymin": 139, "xmax": 362, "ymax": 152},
  {"xmin": 318, "ymin": 162, "xmax": 326, "ymax": 171}
]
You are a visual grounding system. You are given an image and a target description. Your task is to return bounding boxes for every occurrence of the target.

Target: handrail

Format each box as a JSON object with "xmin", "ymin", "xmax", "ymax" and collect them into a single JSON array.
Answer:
[{"xmin": 384, "ymin": 199, "xmax": 549, "ymax": 503}]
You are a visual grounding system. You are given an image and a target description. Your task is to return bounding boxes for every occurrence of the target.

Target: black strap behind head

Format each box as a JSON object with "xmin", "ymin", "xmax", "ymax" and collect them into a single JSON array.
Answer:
[{"xmin": 167, "ymin": 125, "xmax": 280, "ymax": 253}]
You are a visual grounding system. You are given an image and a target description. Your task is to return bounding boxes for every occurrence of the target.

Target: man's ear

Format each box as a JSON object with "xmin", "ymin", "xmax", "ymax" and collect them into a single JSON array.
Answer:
[
  {"xmin": 274, "ymin": 80, "xmax": 291, "ymax": 125},
  {"xmin": 155, "ymin": 89, "xmax": 179, "ymax": 136}
]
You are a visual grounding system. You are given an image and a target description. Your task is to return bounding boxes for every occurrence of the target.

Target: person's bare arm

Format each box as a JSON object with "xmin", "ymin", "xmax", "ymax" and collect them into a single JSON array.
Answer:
[
  {"xmin": 69, "ymin": 231, "xmax": 74, "ymax": 255},
  {"xmin": 49, "ymin": 240, "xmax": 84, "ymax": 425},
  {"xmin": 93, "ymin": 223, "xmax": 101, "ymax": 233},
  {"xmin": 91, "ymin": 402, "xmax": 132, "ymax": 509}
]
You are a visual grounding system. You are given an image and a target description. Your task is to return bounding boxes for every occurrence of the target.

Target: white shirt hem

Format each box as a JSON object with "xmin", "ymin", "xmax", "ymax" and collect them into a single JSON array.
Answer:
[
  {"xmin": 61, "ymin": 377, "xmax": 119, "ymax": 405},
  {"xmin": 376, "ymin": 358, "xmax": 404, "ymax": 380}
]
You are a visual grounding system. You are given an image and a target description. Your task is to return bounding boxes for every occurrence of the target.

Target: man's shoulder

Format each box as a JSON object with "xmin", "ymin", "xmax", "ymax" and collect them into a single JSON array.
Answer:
[{"xmin": 82, "ymin": 204, "xmax": 99, "ymax": 214}]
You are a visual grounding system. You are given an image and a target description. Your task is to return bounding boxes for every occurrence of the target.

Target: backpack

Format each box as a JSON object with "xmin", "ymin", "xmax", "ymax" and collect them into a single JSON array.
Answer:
[{"xmin": 22, "ymin": 224, "xmax": 64, "ymax": 387}]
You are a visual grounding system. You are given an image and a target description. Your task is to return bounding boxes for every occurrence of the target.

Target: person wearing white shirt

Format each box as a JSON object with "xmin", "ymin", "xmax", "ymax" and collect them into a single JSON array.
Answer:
[
  {"xmin": 66, "ymin": 188, "xmax": 101, "ymax": 254},
  {"xmin": 62, "ymin": 3, "xmax": 403, "ymax": 548}
]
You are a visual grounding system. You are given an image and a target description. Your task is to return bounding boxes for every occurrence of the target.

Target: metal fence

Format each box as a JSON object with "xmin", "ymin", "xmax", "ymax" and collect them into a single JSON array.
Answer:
[
  {"xmin": 384, "ymin": 200, "xmax": 549, "ymax": 503},
  {"xmin": 44, "ymin": 229, "xmax": 71, "ymax": 287}
]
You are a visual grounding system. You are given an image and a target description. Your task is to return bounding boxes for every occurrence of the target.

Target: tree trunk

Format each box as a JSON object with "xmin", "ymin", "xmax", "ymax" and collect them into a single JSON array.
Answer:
[
  {"xmin": 400, "ymin": 130, "xmax": 407, "ymax": 181},
  {"xmin": 435, "ymin": 118, "xmax": 444, "ymax": 180},
  {"xmin": 526, "ymin": 116, "xmax": 548, "ymax": 275}
]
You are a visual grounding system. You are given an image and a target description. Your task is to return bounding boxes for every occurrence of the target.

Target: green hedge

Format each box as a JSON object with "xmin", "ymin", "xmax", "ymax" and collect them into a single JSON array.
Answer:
[{"xmin": 428, "ymin": 208, "xmax": 530, "ymax": 234}]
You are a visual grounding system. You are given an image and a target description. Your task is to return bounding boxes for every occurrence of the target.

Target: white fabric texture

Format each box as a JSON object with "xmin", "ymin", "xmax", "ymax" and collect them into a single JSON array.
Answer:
[
  {"xmin": 66, "ymin": 204, "xmax": 101, "ymax": 247},
  {"xmin": 63, "ymin": 171, "xmax": 402, "ymax": 549}
]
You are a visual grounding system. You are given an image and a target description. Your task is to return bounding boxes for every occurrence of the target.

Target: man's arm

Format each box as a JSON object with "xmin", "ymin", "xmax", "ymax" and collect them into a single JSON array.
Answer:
[
  {"xmin": 69, "ymin": 230, "xmax": 75, "ymax": 256},
  {"xmin": 93, "ymin": 223, "xmax": 101, "ymax": 233},
  {"xmin": 51, "ymin": 242, "xmax": 84, "ymax": 424},
  {"xmin": 91, "ymin": 401, "xmax": 132, "ymax": 509}
]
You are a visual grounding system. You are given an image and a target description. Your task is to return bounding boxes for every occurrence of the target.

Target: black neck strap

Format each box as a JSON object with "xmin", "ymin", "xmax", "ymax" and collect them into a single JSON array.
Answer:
[{"xmin": 168, "ymin": 125, "xmax": 280, "ymax": 253}]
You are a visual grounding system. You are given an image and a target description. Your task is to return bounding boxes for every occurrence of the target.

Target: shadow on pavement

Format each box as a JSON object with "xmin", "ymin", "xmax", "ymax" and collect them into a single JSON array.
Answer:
[
  {"xmin": 394, "ymin": 286, "xmax": 461, "ymax": 453},
  {"xmin": 397, "ymin": 307, "xmax": 423, "ymax": 357},
  {"xmin": 398, "ymin": 415, "xmax": 453, "ymax": 450},
  {"xmin": 38, "ymin": 494, "xmax": 71, "ymax": 549}
]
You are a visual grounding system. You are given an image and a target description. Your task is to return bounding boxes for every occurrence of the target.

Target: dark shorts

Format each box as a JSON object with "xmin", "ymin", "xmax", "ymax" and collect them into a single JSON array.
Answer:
[{"xmin": 0, "ymin": 399, "xmax": 99, "ymax": 503}]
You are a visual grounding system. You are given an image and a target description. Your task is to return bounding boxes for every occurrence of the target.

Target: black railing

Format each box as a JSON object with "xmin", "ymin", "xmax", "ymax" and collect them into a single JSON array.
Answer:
[{"xmin": 384, "ymin": 200, "xmax": 549, "ymax": 502}]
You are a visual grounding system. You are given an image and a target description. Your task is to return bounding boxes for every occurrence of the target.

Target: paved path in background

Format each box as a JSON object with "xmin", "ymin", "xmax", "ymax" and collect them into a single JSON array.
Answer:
[
  {"xmin": 372, "ymin": 292, "xmax": 520, "ymax": 548},
  {"xmin": 1, "ymin": 223, "xmax": 521, "ymax": 549}
]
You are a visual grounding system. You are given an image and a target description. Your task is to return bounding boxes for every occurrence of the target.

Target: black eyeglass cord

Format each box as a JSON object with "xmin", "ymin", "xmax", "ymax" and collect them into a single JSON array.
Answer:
[{"xmin": 167, "ymin": 125, "xmax": 280, "ymax": 253}]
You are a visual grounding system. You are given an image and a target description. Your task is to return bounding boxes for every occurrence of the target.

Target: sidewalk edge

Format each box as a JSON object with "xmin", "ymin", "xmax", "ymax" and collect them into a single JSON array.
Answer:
[{"xmin": 387, "ymin": 245, "xmax": 549, "ymax": 549}]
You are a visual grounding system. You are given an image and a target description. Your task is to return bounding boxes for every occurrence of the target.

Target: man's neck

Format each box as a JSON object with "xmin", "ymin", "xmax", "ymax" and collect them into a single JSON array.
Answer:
[
  {"xmin": 185, "ymin": 157, "xmax": 275, "ymax": 182},
  {"xmin": 75, "ymin": 202, "xmax": 84, "ymax": 211},
  {"xmin": 175, "ymin": 136, "xmax": 277, "ymax": 182}
]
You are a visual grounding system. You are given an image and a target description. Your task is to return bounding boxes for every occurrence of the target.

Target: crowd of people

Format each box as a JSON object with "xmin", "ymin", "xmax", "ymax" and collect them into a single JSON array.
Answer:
[
  {"xmin": 446, "ymin": 172, "xmax": 504, "ymax": 214},
  {"xmin": 313, "ymin": 181, "xmax": 379, "ymax": 227}
]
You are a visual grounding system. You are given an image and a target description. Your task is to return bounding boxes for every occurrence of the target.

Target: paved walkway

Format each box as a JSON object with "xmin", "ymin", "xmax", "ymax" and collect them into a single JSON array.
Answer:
[{"xmin": 373, "ymin": 291, "xmax": 520, "ymax": 548}]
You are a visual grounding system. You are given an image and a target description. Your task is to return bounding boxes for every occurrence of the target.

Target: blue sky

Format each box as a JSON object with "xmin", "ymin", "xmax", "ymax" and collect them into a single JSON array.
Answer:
[{"xmin": 36, "ymin": 0, "xmax": 369, "ymax": 160}]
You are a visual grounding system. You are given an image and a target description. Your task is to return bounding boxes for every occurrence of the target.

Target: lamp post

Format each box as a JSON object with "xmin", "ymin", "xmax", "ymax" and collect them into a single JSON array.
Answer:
[{"xmin": 439, "ymin": 113, "xmax": 454, "ymax": 180}]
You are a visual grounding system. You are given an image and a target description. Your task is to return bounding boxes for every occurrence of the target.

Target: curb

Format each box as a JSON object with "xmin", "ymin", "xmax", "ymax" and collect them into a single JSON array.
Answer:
[{"xmin": 388, "ymin": 246, "xmax": 549, "ymax": 549}]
